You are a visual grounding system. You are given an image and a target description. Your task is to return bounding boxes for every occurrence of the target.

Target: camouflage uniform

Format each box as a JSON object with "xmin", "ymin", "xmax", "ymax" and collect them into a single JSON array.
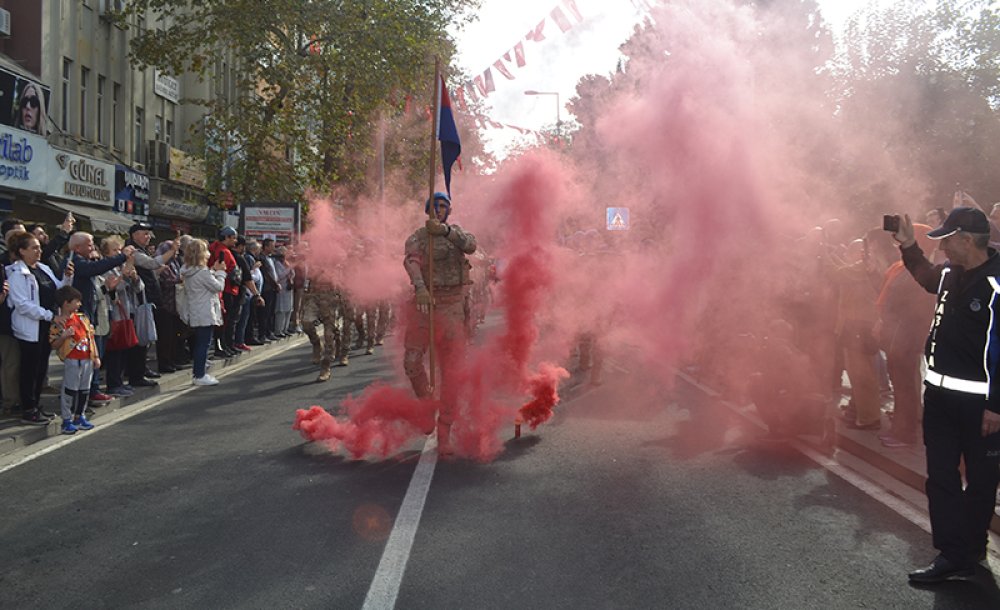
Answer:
[
  {"xmin": 403, "ymin": 223, "xmax": 476, "ymax": 438},
  {"xmin": 301, "ymin": 280, "xmax": 350, "ymax": 380}
]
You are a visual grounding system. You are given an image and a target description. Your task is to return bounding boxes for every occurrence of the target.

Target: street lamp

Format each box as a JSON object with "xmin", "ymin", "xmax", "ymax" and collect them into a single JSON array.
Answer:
[{"xmin": 524, "ymin": 90, "xmax": 561, "ymax": 140}]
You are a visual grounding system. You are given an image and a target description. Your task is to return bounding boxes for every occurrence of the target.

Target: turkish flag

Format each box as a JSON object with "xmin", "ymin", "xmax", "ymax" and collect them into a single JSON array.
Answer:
[
  {"xmin": 551, "ymin": 7, "xmax": 573, "ymax": 32},
  {"xmin": 563, "ymin": 0, "xmax": 583, "ymax": 22},
  {"xmin": 525, "ymin": 19, "xmax": 546, "ymax": 41},
  {"xmin": 493, "ymin": 59, "xmax": 515, "ymax": 80}
]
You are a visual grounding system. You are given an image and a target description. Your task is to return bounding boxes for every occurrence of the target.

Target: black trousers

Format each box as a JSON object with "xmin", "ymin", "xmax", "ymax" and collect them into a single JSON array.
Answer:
[
  {"xmin": 261, "ymin": 291, "xmax": 277, "ymax": 338},
  {"xmin": 154, "ymin": 307, "xmax": 179, "ymax": 370},
  {"xmin": 923, "ymin": 385, "xmax": 1000, "ymax": 565},
  {"xmin": 17, "ymin": 323, "xmax": 51, "ymax": 411},
  {"xmin": 222, "ymin": 292, "xmax": 242, "ymax": 350}
]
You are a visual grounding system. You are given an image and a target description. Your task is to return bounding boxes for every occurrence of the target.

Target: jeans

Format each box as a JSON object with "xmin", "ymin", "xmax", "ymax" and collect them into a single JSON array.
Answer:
[
  {"xmin": 192, "ymin": 326, "xmax": 214, "ymax": 378},
  {"xmin": 235, "ymin": 291, "xmax": 253, "ymax": 345}
]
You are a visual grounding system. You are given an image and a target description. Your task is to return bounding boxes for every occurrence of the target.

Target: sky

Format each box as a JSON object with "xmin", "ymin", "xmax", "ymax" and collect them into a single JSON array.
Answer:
[{"xmin": 451, "ymin": 0, "xmax": 873, "ymax": 157}]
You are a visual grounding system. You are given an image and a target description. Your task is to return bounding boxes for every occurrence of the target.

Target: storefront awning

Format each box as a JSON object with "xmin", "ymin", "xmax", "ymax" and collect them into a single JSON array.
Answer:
[{"xmin": 42, "ymin": 200, "xmax": 133, "ymax": 235}]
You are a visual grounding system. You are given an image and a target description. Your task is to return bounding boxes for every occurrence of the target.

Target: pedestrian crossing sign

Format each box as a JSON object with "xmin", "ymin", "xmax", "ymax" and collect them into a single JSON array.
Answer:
[{"xmin": 606, "ymin": 207, "xmax": 629, "ymax": 231}]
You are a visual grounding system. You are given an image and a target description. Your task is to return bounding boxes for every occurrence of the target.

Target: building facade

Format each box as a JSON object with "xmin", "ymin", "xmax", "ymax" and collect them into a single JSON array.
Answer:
[{"xmin": 0, "ymin": 0, "xmax": 234, "ymax": 237}]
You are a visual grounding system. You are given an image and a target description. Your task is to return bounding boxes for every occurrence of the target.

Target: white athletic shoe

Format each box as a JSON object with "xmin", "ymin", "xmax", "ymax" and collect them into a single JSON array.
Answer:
[{"xmin": 192, "ymin": 374, "xmax": 219, "ymax": 386}]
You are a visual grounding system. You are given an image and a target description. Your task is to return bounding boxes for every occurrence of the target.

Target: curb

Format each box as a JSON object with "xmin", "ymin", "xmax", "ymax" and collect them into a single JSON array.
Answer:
[{"xmin": 0, "ymin": 336, "xmax": 308, "ymax": 460}]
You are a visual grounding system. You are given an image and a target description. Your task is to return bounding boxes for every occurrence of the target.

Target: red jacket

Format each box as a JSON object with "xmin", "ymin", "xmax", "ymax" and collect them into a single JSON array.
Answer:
[{"xmin": 208, "ymin": 241, "xmax": 239, "ymax": 296}]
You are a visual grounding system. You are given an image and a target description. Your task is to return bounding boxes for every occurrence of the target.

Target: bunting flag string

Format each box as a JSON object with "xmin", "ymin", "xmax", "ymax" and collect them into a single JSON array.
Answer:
[{"xmin": 459, "ymin": 0, "xmax": 585, "ymax": 102}]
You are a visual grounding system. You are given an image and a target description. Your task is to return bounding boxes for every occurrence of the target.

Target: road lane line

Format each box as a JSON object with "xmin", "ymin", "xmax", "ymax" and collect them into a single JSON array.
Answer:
[
  {"xmin": 363, "ymin": 434, "xmax": 439, "ymax": 610},
  {"xmin": 673, "ymin": 369, "xmax": 934, "ymax": 531}
]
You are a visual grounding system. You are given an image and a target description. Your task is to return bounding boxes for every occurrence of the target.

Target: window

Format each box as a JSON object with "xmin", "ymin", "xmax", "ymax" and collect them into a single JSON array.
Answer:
[
  {"xmin": 112, "ymin": 82, "xmax": 120, "ymax": 149},
  {"xmin": 134, "ymin": 107, "xmax": 144, "ymax": 163},
  {"xmin": 96, "ymin": 76, "xmax": 105, "ymax": 144},
  {"xmin": 80, "ymin": 67, "xmax": 89, "ymax": 139},
  {"xmin": 154, "ymin": 115, "xmax": 162, "ymax": 141},
  {"xmin": 61, "ymin": 58, "xmax": 72, "ymax": 131},
  {"xmin": 165, "ymin": 120, "xmax": 173, "ymax": 146}
]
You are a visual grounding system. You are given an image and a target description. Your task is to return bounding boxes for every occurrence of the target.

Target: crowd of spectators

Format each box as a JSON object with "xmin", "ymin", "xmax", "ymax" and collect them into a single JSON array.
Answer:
[
  {"xmin": 743, "ymin": 201, "xmax": 1000, "ymax": 451},
  {"xmin": 0, "ymin": 214, "xmax": 314, "ymax": 431}
]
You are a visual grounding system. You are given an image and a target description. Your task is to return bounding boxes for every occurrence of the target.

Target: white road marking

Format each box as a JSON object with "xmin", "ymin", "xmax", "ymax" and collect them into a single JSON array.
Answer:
[
  {"xmin": 0, "ymin": 339, "xmax": 305, "ymax": 475},
  {"xmin": 673, "ymin": 370, "xmax": 934, "ymax": 531},
  {"xmin": 363, "ymin": 434, "xmax": 438, "ymax": 610}
]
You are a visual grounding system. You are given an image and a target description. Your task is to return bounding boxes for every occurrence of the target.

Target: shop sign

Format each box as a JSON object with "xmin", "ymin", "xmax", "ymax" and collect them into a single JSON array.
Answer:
[
  {"xmin": 48, "ymin": 150, "xmax": 114, "ymax": 206},
  {"xmin": 168, "ymin": 146, "xmax": 206, "ymax": 188},
  {"xmin": 154, "ymin": 71, "xmax": 180, "ymax": 104},
  {"xmin": 114, "ymin": 165, "xmax": 150, "ymax": 217},
  {"xmin": 0, "ymin": 127, "xmax": 48, "ymax": 193},
  {"xmin": 240, "ymin": 203, "xmax": 299, "ymax": 245}
]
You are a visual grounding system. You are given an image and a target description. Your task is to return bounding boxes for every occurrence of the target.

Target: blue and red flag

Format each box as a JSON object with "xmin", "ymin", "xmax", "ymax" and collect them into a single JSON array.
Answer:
[{"xmin": 436, "ymin": 76, "xmax": 461, "ymax": 196}]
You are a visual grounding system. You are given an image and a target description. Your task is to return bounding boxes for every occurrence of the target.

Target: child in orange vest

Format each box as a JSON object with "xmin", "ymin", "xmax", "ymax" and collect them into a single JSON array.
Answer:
[{"xmin": 49, "ymin": 285, "xmax": 101, "ymax": 435}]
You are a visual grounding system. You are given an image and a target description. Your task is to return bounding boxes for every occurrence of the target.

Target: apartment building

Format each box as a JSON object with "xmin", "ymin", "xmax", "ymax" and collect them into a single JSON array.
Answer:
[{"xmin": 0, "ymin": 0, "xmax": 233, "ymax": 237}]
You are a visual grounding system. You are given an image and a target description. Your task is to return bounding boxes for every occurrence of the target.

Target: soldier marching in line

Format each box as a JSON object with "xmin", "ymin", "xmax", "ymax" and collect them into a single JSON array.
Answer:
[{"xmin": 301, "ymin": 273, "xmax": 352, "ymax": 382}]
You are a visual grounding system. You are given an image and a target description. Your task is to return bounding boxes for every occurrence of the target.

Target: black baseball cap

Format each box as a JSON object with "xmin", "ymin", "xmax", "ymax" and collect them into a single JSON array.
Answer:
[
  {"xmin": 927, "ymin": 207, "xmax": 990, "ymax": 239},
  {"xmin": 129, "ymin": 221, "xmax": 154, "ymax": 234}
]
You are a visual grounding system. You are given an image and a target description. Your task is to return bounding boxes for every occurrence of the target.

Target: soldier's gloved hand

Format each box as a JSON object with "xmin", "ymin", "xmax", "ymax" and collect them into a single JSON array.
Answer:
[
  {"xmin": 425, "ymin": 219, "xmax": 449, "ymax": 237},
  {"xmin": 415, "ymin": 286, "xmax": 432, "ymax": 314}
]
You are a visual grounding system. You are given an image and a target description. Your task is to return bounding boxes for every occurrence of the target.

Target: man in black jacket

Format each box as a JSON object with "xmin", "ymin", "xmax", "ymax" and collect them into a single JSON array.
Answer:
[
  {"xmin": 894, "ymin": 207, "xmax": 1000, "ymax": 583},
  {"xmin": 125, "ymin": 222, "xmax": 178, "ymax": 384},
  {"xmin": 259, "ymin": 238, "xmax": 279, "ymax": 341}
]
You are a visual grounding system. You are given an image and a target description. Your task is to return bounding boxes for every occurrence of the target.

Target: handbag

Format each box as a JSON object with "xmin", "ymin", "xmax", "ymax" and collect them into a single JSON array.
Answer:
[
  {"xmin": 107, "ymin": 301, "xmax": 139, "ymax": 351},
  {"xmin": 175, "ymin": 280, "xmax": 190, "ymax": 325},
  {"xmin": 135, "ymin": 300, "xmax": 157, "ymax": 346}
]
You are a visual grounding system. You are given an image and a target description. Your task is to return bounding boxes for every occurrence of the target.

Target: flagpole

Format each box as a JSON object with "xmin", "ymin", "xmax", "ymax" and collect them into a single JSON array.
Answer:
[{"xmin": 426, "ymin": 57, "xmax": 441, "ymax": 396}]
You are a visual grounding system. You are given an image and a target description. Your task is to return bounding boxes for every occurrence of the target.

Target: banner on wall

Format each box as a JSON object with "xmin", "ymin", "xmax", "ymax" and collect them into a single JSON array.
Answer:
[{"xmin": 0, "ymin": 67, "xmax": 52, "ymax": 136}]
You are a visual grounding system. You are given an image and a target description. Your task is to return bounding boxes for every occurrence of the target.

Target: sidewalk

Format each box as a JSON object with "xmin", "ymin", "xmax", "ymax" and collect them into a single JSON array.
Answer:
[
  {"xmin": 674, "ymin": 368, "xmax": 1000, "ymax": 536},
  {"xmin": 0, "ymin": 335, "xmax": 307, "ymax": 459}
]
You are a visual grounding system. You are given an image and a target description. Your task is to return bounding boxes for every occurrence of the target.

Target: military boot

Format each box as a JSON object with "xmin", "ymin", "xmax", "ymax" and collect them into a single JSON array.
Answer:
[{"xmin": 316, "ymin": 365, "xmax": 332, "ymax": 382}]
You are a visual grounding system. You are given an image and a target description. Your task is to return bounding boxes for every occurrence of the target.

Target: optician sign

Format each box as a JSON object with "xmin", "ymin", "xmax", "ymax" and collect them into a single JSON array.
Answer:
[
  {"xmin": 0, "ymin": 126, "xmax": 48, "ymax": 193},
  {"xmin": 48, "ymin": 149, "xmax": 114, "ymax": 206}
]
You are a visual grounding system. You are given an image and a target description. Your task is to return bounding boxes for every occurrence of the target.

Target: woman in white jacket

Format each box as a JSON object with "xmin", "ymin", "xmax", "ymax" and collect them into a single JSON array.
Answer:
[
  {"xmin": 5, "ymin": 231, "xmax": 73, "ymax": 425},
  {"xmin": 180, "ymin": 238, "xmax": 226, "ymax": 386}
]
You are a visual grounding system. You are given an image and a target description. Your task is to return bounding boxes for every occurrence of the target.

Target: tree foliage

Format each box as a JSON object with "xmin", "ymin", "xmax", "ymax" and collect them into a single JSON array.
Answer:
[{"xmin": 122, "ymin": 0, "xmax": 479, "ymax": 206}]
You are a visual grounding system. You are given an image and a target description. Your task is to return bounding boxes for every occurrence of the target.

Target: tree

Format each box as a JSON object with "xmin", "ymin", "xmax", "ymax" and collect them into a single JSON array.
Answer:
[{"xmin": 122, "ymin": 0, "xmax": 480, "ymax": 207}]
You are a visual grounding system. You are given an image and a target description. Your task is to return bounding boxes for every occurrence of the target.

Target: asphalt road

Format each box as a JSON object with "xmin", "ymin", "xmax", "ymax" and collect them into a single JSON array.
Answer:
[{"xmin": 2, "ymin": 339, "xmax": 999, "ymax": 609}]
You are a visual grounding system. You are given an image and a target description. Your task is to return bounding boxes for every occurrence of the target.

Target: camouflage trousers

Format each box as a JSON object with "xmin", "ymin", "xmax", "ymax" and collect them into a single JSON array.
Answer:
[
  {"xmin": 402, "ymin": 291, "xmax": 466, "ymax": 425},
  {"xmin": 301, "ymin": 291, "xmax": 350, "ymax": 366}
]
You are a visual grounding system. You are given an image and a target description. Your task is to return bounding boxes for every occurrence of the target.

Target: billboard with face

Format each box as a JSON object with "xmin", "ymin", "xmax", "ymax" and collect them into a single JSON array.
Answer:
[{"xmin": 0, "ymin": 68, "xmax": 51, "ymax": 136}]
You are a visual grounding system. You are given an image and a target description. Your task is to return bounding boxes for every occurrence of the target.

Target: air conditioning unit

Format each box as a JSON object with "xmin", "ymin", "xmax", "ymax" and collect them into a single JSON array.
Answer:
[
  {"xmin": 146, "ymin": 140, "xmax": 169, "ymax": 179},
  {"xmin": 0, "ymin": 9, "xmax": 11, "ymax": 38}
]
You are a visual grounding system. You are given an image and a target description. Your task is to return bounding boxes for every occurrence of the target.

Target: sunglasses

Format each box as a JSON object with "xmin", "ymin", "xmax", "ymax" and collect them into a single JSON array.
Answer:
[{"xmin": 22, "ymin": 96, "xmax": 39, "ymax": 109}]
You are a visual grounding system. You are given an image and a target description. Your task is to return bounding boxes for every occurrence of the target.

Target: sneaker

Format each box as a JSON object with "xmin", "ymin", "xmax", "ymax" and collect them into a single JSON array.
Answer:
[
  {"xmin": 72, "ymin": 416, "xmax": 95, "ymax": 431},
  {"xmin": 108, "ymin": 386, "xmax": 134, "ymax": 397},
  {"xmin": 60, "ymin": 419, "xmax": 78, "ymax": 435},
  {"xmin": 131, "ymin": 379, "xmax": 158, "ymax": 388},
  {"xmin": 89, "ymin": 392, "xmax": 113, "ymax": 405},
  {"xmin": 20, "ymin": 410, "xmax": 50, "ymax": 426},
  {"xmin": 192, "ymin": 374, "xmax": 219, "ymax": 386}
]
